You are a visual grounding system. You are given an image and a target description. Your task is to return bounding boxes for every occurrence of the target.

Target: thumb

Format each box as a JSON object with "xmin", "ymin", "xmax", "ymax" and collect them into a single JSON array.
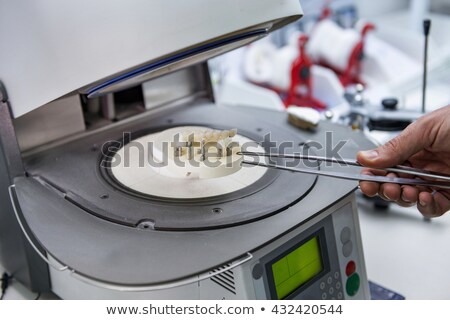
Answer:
[{"xmin": 357, "ymin": 124, "xmax": 426, "ymax": 168}]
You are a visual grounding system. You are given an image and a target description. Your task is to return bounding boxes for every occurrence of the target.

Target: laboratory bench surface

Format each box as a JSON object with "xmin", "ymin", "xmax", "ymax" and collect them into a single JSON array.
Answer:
[
  {"xmin": 358, "ymin": 194, "xmax": 450, "ymax": 300},
  {"xmin": 1, "ymin": 194, "xmax": 450, "ymax": 300}
]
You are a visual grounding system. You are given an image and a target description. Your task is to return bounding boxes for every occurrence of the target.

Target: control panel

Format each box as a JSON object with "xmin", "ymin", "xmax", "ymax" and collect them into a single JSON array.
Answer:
[{"xmin": 231, "ymin": 197, "xmax": 370, "ymax": 300}]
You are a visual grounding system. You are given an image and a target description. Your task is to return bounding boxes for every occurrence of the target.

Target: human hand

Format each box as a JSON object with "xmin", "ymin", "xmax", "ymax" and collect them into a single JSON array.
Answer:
[{"xmin": 357, "ymin": 106, "xmax": 450, "ymax": 218}]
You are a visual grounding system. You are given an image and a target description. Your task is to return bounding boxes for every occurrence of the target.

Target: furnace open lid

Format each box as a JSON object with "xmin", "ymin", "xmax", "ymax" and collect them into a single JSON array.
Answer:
[{"xmin": 0, "ymin": 0, "xmax": 302, "ymax": 118}]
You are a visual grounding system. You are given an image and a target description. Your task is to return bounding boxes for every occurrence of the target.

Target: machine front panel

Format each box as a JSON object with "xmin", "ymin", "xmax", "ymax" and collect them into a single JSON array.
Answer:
[{"xmin": 249, "ymin": 199, "xmax": 368, "ymax": 300}]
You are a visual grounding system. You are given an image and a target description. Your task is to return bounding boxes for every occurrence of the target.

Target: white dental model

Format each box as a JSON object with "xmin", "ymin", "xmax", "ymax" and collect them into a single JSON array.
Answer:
[
  {"xmin": 178, "ymin": 128, "xmax": 237, "ymax": 158},
  {"xmin": 152, "ymin": 127, "xmax": 243, "ymax": 179}
]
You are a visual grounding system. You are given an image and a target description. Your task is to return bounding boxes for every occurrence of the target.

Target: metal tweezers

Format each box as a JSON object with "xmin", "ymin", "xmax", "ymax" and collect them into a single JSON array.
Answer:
[{"xmin": 239, "ymin": 151, "xmax": 450, "ymax": 190}]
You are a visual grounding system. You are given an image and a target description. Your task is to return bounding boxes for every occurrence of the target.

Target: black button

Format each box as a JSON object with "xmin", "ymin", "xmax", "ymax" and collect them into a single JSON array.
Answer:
[
  {"xmin": 381, "ymin": 98, "xmax": 399, "ymax": 110},
  {"xmin": 252, "ymin": 263, "xmax": 264, "ymax": 280}
]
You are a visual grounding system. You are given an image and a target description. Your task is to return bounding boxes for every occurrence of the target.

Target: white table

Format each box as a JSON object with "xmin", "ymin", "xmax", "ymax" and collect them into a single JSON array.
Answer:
[{"xmin": 357, "ymin": 193, "xmax": 450, "ymax": 299}]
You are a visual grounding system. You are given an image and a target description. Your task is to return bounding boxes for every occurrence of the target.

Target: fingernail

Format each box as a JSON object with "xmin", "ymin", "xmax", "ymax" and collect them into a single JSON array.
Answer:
[
  {"xmin": 419, "ymin": 200, "xmax": 426, "ymax": 206},
  {"xmin": 401, "ymin": 194, "xmax": 410, "ymax": 203},
  {"xmin": 360, "ymin": 150, "xmax": 378, "ymax": 160},
  {"xmin": 383, "ymin": 191, "xmax": 391, "ymax": 200}
]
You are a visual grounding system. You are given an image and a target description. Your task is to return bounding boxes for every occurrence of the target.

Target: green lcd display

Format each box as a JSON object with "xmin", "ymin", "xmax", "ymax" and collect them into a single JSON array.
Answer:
[{"xmin": 271, "ymin": 236, "xmax": 323, "ymax": 299}]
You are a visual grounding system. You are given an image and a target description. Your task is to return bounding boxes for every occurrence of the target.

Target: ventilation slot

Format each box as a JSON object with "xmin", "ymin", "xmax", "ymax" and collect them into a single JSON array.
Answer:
[{"xmin": 210, "ymin": 264, "xmax": 236, "ymax": 295}]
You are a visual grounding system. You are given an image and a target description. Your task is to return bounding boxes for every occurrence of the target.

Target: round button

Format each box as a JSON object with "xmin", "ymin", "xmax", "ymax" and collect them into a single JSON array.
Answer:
[
  {"xmin": 334, "ymin": 271, "xmax": 340, "ymax": 279},
  {"xmin": 346, "ymin": 260, "xmax": 356, "ymax": 276},
  {"xmin": 329, "ymin": 287, "xmax": 334, "ymax": 295},
  {"xmin": 322, "ymin": 292, "xmax": 327, "ymax": 300},
  {"xmin": 320, "ymin": 282, "xmax": 326, "ymax": 290},
  {"xmin": 336, "ymin": 282, "xmax": 341, "ymax": 290},
  {"xmin": 342, "ymin": 241, "xmax": 353, "ymax": 257},
  {"xmin": 346, "ymin": 273, "xmax": 361, "ymax": 297},
  {"xmin": 252, "ymin": 263, "xmax": 264, "ymax": 280},
  {"xmin": 340, "ymin": 227, "xmax": 351, "ymax": 244},
  {"xmin": 327, "ymin": 276, "xmax": 333, "ymax": 284},
  {"xmin": 337, "ymin": 292, "xmax": 343, "ymax": 299},
  {"xmin": 381, "ymin": 98, "xmax": 399, "ymax": 110}
]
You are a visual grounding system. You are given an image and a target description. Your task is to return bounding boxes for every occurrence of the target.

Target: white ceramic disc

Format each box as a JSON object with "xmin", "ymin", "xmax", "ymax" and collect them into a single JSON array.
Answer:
[{"xmin": 110, "ymin": 126, "xmax": 267, "ymax": 199}]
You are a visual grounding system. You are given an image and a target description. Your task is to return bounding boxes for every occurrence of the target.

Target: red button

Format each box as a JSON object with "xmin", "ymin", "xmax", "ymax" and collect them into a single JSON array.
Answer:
[{"xmin": 346, "ymin": 261, "xmax": 356, "ymax": 276}]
